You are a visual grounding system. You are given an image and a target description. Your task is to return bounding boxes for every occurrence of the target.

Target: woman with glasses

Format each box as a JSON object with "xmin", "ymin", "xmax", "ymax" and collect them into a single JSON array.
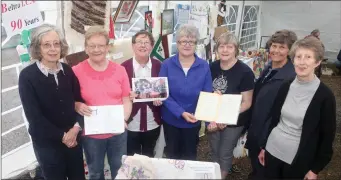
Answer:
[
  {"xmin": 245, "ymin": 30, "xmax": 297, "ymax": 179},
  {"xmin": 72, "ymin": 26, "xmax": 132, "ymax": 179},
  {"xmin": 121, "ymin": 30, "xmax": 162, "ymax": 158},
  {"xmin": 258, "ymin": 37, "xmax": 336, "ymax": 180},
  {"xmin": 158, "ymin": 24, "xmax": 213, "ymax": 160},
  {"xmin": 18, "ymin": 24, "xmax": 85, "ymax": 180},
  {"xmin": 207, "ymin": 32, "xmax": 255, "ymax": 179}
]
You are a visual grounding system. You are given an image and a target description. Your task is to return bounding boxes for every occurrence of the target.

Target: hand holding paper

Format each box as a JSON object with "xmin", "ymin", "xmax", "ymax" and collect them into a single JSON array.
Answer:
[
  {"xmin": 84, "ymin": 105, "xmax": 125, "ymax": 135},
  {"xmin": 195, "ymin": 92, "xmax": 242, "ymax": 125}
]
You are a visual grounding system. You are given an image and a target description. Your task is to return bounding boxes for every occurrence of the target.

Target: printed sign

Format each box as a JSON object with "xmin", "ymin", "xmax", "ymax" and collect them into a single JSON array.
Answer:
[{"xmin": 1, "ymin": 1, "xmax": 43, "ymax": 38}]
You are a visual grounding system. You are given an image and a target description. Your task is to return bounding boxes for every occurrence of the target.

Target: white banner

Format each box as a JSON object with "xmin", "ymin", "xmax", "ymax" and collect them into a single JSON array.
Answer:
[{"xmin": 1, "ymin": 1, "xmax": 43, "ymax": 38}]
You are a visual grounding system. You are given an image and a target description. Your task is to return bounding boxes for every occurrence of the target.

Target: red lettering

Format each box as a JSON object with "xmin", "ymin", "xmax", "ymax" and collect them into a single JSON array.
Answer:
[
  {"xmin": 17, "ymin": 19, "xmax": 22, "ymax": 29},
  {"xmin": 11, "ymin": 21, "xmax": 16, "ymax": 31},
  {"xmin": 1, "ymin": 3, "xmax": 7, "ymax": 13},
  {"xmin": 21, "ymin": 0, "xmax": 34, "ymax": 7},
  {"xmin": 10, "ymin": 19, "xmax": 23, "ymax": 31}
]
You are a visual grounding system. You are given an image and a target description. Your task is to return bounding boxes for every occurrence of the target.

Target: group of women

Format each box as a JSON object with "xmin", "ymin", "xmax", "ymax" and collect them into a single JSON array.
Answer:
[{"xmin": 18, "ymin": 23, "xmax": 336, "ymax": 180}]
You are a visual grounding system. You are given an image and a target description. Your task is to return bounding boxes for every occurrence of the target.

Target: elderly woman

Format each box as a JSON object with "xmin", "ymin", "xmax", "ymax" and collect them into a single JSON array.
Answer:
[
  {"xmin": 245, "ymin": 29, "xmax": 297, "ymax": 179},
  {"xmin": 18, "ymin": 24, "xmax": 85, "ymax": 179},
  {"xmin": 159, "ymin": 24, "xmax": 213, "ymax": 160},
  {"xmin": 207, "ymin": 32, "xmax": 254, "ymax": 179},
  {"xmin": 121, "ymin": 30, "xmax": 162, "ymax": 157},
  {"xmin": 258, "ymin": 37, "xmax": 336, "ymax": 179},
  {"xmin": 72, "ymin": 26, "xmax": 132, "ymax": 179}
]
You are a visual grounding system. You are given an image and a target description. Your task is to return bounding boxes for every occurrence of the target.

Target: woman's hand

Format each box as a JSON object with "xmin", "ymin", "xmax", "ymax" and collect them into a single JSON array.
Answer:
[
  {"xmin": 207, "ymin": 122, "xmax": 218, "ymax": 132},
  {"xmin": 258, "ymin": 149, "xmax": 265, "ymax": 166},
  {"xmin": 129, "ymin": 91, "xmax": 138, "ymax": 101},
  {"xmin": 62, "ymin": 127, "xmax": 80, "ymax": 148},
  {"xmin": 153, "ymin": 100, "xmax": 163, "ymax": 106},
  {"xmin": 214, "ymin": 90, "xmax": 222, "ymax": 95},
  {"xmin": 75, "ymin": 102, "xmax": 92, "ymax": 116},
  {"xmin": 217, "ymin": 123, "xmax": 227, "ymax": 130},
  {"xmin": 182, "ymin": 112, "xmax": 197, "ymax": 123},
  {"xmin": 304, "ymin": 170, "xmax": 318, "ymax": 180}
]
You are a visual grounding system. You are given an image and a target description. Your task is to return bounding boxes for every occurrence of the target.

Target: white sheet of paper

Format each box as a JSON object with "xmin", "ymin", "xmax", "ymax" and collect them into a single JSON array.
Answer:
[
  {"xmin": 84, "ymin": 105, "xmax": 124, "ymax": 135},
  {"xmin": 195, "ymin": 92, "xmax": 220, "ymax": 122},
  {"xmin": 186, "ymin": 161, "xmax": 220, "ymax": 179},
  {"xmin": 216, "ymin": 94, "xmax": 242, "ymax": 125}
]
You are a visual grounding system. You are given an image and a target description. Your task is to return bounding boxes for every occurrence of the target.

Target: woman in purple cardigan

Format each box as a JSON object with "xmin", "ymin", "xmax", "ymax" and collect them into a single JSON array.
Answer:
[{"xmin": 121, "ymin": 30, "xmax": 162, "ymax": 157}]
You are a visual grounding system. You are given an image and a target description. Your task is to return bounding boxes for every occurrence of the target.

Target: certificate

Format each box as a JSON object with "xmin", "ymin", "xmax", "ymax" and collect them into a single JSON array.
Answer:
[
  {"xmin": 84, "ymin": 105, "xmax": 125, "ymax": 135},
  {"xmin": 195, "ymin": 92, "xmax": 242, "ymax": 125}
]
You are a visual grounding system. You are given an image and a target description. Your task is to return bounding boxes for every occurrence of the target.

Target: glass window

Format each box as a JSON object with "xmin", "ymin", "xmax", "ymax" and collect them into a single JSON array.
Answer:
[
  {"xmin": 168, "ymin": 1, "xmax": 191, "ymax": 55},
  {"xmin": 240, "ymin": 5, "xmax": 259, "ymax": 50},
  {"xmin": 112, "ymin": 5, "xmax": 149, "ymax": 39}
]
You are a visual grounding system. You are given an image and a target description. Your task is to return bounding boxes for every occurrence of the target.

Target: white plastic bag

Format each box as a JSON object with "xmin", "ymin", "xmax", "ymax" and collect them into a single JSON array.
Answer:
[
  {"xmin": 233, "ymin": 132, "xmax": 248, "ymax": 158},
  {"xmin": 154, "ymin": 125, "xmax": 166, "ymax": 158}
]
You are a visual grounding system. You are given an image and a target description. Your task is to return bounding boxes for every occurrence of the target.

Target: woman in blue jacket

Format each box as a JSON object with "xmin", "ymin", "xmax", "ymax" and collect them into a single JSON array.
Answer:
[{"xmin": 159, "ymin": 24, "xmax": 213, "ymax": 160}]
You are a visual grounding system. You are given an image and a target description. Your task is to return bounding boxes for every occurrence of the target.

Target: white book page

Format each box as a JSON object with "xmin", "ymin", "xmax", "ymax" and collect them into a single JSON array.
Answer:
[
  {"xmin": 84, "ymin": 105, "xmax": 125, "ymax": 135},
  {"xmin": 195, "ymin": 92, "xmax": 221, "ymax": 122},
  {"xmin": 216, "ymin": 94, "xmax": 242, "ymax": 125}
]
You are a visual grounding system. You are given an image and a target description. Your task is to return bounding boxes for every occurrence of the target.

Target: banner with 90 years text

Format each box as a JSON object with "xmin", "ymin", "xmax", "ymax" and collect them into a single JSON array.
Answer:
[{"xmin": 1, "ymin": 1, "xmax": 43, "ymax": 39}]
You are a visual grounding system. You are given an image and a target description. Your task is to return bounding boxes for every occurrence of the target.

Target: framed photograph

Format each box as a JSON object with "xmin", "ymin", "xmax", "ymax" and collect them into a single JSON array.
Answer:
[
  {"xmin": 259, "ymin": 36, "xmax": 271, "ymax": 49},
  {"xmin": 161, "ymin": 9, "xmax": 174, "ymax": 36},
  {"xmin": 145, "ymin": 11, "xmax": 153, "ymax": 33},
  {"xmin": 112, "ymin": 0, "xmax": 139, "ymax": 23},
  {"xmin": 132, "ymin": 77, "xmax": 169, "ymax": 102}
]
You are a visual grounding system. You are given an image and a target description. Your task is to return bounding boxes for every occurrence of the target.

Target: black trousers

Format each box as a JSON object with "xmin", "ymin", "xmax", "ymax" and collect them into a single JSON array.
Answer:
[
  {"xmin": 32, "ymin": 141, "xmax": 85, "ymax": 180},
  {"xmin": 163, "ymin": 122, "xmax": 201, "ymax": 160},
  {"xmin": 246, "ymin": 137, "xmax": 265, "ymax": 179},
  {"xmin": 264, "ymin": 150, "xmax": 307, "ymax": 179},
  {"xmin": 127, "ymin": 126, "xmax": 161, "ymax": 157}
]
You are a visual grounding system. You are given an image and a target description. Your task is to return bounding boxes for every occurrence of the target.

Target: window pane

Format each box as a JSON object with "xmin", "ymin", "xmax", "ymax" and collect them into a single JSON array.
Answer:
[
  {"xmin": 232, "ymin": 24, "xmax": 236, "ymax": 31},
  {"xmin": 113, "ymin": 6, "xmax": 149, "ymax": 38}
]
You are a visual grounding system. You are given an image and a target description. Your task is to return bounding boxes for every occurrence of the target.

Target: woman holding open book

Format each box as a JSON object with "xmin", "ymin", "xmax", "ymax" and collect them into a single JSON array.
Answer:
[
  {"xmin": 207, "ymin": 32, "xmax": 255, "ymax": 179},
  {"xmin": 159, "ymin": 24, "xmax": 213, "ymax": 161}
]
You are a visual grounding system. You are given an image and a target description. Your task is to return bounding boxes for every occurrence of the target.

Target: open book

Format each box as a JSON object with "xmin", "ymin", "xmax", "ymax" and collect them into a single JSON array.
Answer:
[{"xmin": 195, "ymin": 92, "xmax": 242, "ymax": 125}]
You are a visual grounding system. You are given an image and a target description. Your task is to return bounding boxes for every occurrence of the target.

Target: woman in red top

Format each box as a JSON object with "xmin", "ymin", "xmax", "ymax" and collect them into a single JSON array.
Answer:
[{"xmin": 72, "ymin": 26, "xmax": 132, "ymax": 180}]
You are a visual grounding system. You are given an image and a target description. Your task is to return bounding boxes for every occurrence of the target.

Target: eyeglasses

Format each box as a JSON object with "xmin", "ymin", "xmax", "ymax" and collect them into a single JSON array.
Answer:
[
  {"xmin": 87, "ymin": 44, "xmax": 107, "ymax": 50},
  {"xmin": 177, "ymin": 40, "xmax": 197, "ymax": 46},
  {"xmin": 41, "ymin": 42, "xmax": 61, "ymax": 49},
  {"xmin": 135, "ymin": 41, "xmax": 151, "ymax": 46}
]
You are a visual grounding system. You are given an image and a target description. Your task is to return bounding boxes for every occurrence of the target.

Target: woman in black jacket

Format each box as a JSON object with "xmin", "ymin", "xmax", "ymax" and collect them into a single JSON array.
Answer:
[
  {"xmin": 18, "ymin": 24, "xmax": 85, "ymax": 180},
  {"xmin": 258, "ymin": 37, "xmax": 336, "ymax": 179}
]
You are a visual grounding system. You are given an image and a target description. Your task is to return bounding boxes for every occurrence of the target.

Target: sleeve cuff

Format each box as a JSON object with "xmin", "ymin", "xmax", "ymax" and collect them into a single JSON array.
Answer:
[{"xmin": 74, "ymin": 122, "xmax": 82, "ymax": 131}]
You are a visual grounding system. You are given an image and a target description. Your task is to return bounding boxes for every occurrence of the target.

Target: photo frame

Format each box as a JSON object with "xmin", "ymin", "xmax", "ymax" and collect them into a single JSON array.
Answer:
[
  {"xmin": 112, "ymin": 0, "xmax": 139, "ymax": 23},
  {"xmin": 132, "ymin": 77, "xmax": 169, "ymax": 102},
  {"xmin": 161, "ymin": 9, "xmax": 174, "ymax": 36},
  {"xmin": 145, "ymin": 11, "xmax": 153, "ymax": 33},
  {"xmin": 259, "ymin": 36, "xmax": 271, "ymax": 49}
]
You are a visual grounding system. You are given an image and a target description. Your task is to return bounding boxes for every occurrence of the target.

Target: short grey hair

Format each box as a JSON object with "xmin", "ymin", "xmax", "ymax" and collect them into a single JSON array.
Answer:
[
  {"xmin": 30, "ymin": 24, "xmax": 69, "ymax": 60},
  {"xmin": 84, "ymin": 26, "xmax": 109, "ymax": 46},
  {"xmin": 289, "ymin": 37, "xmax": 325, "ymax": 62},
  {"xmin": 175, "ymin": 24, "xmax": 200, "ymax": 42},
  {"xmin": 215, "ymin": 32, "xmax": 240, "ymax": 57}
]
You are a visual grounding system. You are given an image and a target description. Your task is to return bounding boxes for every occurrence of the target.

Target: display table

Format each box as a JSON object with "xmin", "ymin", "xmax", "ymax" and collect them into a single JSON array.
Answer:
[{"xmin": 116, "ymin": 154, "xmax": 221, "ymax": 179}]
